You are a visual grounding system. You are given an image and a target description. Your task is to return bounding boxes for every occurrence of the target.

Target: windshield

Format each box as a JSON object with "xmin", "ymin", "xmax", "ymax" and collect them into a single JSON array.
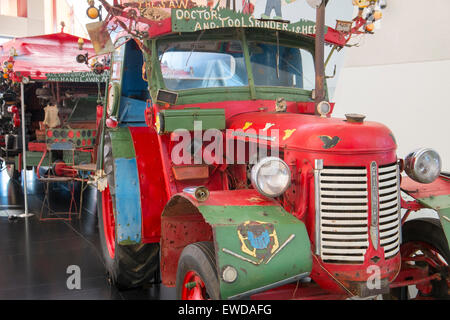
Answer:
[
  {"xmin": 249, "ymin": 42, "xmax": 315, "ymax": 90},
  {"xmin": 158, "ymin": 39, "xmax": 315, "ymax": 91},
  {"xmin": 159, "ymin": 41, "xmax": 248, "ymax": 90}
]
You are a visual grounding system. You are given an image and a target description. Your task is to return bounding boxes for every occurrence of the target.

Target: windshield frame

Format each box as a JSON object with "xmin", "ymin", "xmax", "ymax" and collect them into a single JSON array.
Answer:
[{"xmin": 148, "ymin": 28, "xmax": 326, "ymax": 106}]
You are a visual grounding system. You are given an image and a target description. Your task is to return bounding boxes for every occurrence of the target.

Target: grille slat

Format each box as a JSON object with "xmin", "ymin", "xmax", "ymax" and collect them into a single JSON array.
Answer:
[
  {"xmin": 320, "ymin": 166, "xmax": 368, "ymax": 264},
  {"xmin": 378, "ymin": 163, "xmax": 401, "ymax": 259},
  {"xmin": 319, "ymin": 162, "xmax": 401, "ymax": 264}
]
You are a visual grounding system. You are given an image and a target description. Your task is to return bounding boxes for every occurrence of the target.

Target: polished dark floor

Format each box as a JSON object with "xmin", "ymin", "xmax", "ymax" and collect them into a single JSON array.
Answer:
[{"xmin": 0, "ymin": 169, "xmax": 176, "ymax": 300}]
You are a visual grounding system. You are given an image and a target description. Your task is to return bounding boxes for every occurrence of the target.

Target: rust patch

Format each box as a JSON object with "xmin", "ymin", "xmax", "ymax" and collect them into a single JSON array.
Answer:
[{"xmin": 248, "ymin": 196, "xmax": 265, "ymax": 203}]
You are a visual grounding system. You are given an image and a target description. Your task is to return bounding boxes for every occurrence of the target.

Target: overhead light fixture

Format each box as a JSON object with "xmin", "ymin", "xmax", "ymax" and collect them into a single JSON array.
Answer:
[
  {"xmin": 76, "ymin": 53, "xmax": 88, "ymax": 64},
  {"xmin": 86, "ymin": 0, "xmax": 100, "ymax": 20},
  {"xmin": 78, "ymin": 38, "xmax": 85, "ymax": 50}
]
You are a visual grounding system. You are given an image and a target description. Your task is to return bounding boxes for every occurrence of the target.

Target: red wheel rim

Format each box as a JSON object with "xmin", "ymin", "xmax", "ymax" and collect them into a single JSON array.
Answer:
[
  {"xmin": 401, "ymin": 241, "xmax": 448, "ymax": 269},
  {"xmin": 181, "ymin": 271, "xmax": 208, "ymax": 300},
  {"xmin": 102, "ymin": 186, "xmax": 116, "ymax": 259},
  {"xmin": 401, "ymin": 241, "xmax": 448, "ymax": 296}
]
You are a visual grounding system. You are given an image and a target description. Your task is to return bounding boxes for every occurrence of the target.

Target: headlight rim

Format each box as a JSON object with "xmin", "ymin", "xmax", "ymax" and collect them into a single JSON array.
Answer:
[
  {"xmin": 316, "ymin": 100, "xmax": 332, "ymax": 118},
  {"xmin": 404, "ymin": 147, "xmax": 442, "ymax": 184},
  {"xmin": 251, "ymin": 156, "xmax": 291, "ymax": 198}
]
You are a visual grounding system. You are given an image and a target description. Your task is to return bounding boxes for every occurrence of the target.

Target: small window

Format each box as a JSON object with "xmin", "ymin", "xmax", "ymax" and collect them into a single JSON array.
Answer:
[
  {"xmin": 249, "ymin": 42, "xmax": 315, "ymax": 90},
  {"xmin": 159, "ymin": 40, "xmax": 249, "ymax": 91}
]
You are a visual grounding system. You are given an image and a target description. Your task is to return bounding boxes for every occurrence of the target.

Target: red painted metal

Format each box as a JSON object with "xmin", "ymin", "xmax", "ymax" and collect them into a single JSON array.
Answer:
[
  {"xmin": 310, "ymin": 252, "xmax": 401, "ymax": 296},
  {"xmin": 391, "ymin": 241, "xmax": 449, "ymax": 295},
  {"xmin": 0, "ymin": 32, "xmax": 95, "ymax": 80},
  {"xmin": 401, "ymin": 175, "xmax": 450, "ymax": 199},
  {"xmin": 161, "ymin": 213, "xmax": 213, "ymax": 287},
  {"xmin": 129, "ymin": 127, "xmax": 168, "ymax": 243},
  {"xmin": 102, "ymin": 186, "xmax": 116, "ymax": 259},
  {"xmin": 292, "ymin": 161, "xmax": 313, "ymax": 220},
  {"xmin": 188, "ymin": 189, "xmax": 277, "ymax": 207},
  {"xmin": 106, "ymin": 117, "xmax": 118, "ymax": 128},
  {"xmin": 28, "ymin": 142, "xmax": 47, "ymax": 153},
  {"xmin": 402, "ymin": 241, "xmax": 447, "ymax": 270},
  {"xmin": 182, "ymin": 271, "xmax": 208, "ymax": 300},
  {"xmin": 227, "ymin": 111, "xmax": 396, "ymax": 152}
]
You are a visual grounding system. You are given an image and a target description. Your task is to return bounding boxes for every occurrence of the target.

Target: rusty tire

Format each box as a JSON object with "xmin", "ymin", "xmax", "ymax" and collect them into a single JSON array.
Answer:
[
  {"xmin": 176, "ymin": 242, "xmax": 220, "ymax": 300},
  {"xmin": 97, "ymin": 133, "xmax": 159, "ymax": 290}
]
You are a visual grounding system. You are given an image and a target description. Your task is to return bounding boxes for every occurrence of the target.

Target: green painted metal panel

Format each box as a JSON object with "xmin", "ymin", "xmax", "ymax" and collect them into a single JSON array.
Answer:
[
  {"xmin": 417, "ymin": 194, "xmax": 450, "ymax": 249},
  {"xmin": 18, "ymin": 150, "xmax": 92, "ymax": 167},
  {"xmin": 174, "ymin": 87, "xmax": 312, "ymax": 106},
  {"xmin": 162, "ymin": 108, "xmax": 225, "ymax": 132},
  {"xmin": 108, "ymin": 128, "xmax": 136, "ymax": 159},
  {"xmin": 197, "ymin": 205, "xmax": 312, "ymax": 300},
  {"xmin": 20, "ymin": 152, "xmax": 50, "ymax": 167}
]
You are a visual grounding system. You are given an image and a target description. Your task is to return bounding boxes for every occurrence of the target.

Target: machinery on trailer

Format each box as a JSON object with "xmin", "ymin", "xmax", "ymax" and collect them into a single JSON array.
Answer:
[
  {"xmin": 91, "ymin": 0, "xmax": 449, "ymax": 299},
  {"xmin": 0, "ymin": 31, "xmax": 108, "ymax": 180}
]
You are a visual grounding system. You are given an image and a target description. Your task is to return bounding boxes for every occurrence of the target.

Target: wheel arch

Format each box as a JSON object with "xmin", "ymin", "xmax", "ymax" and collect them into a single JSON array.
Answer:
[{"xmin": 160, "ymin": 189, "xmax": 313, "ymax": 299}]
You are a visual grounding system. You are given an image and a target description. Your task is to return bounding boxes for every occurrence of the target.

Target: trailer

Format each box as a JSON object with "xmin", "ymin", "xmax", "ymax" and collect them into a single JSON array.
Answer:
[
  {"xmin": 0, "ymin": 31, "xmax": 108, "ymax": 180},
  {"xmin": 87, "ymin": 0, "xmax": 449, "ymax": 299}
]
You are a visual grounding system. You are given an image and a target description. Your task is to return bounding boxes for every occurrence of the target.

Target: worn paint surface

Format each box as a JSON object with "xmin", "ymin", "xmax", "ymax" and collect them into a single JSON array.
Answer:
[
  {"xmin": 416, "ymin": 194, "xmax": 450, "ymax": 249},
  {"xmin": 402, "ymin": 176, "xmax": 450, "ymax": 248},
  {"xmin": 114, "ymin": 158, "xmax": 142, "ymax": 244},
  {"xmin": 108, "ymin": 127, "xmax": 142, "ymax": 244},
  {"xmin": 197, "ymin": 204, "xmax": 312, "ymax": 300},
  {"xmin": 161, "ymin": 108, "xmax": 226, "ymax": 132}
]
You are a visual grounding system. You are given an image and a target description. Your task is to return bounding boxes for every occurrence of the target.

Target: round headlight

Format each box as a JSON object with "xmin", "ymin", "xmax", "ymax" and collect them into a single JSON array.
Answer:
[
  {"xmin": 404, "ymin": 148, "xmax": 441, "ymax": 184},
  {"xmin": 251, "ymin": 157, "xmax": 291, "ymax": 198},
  {"xmin": 317, "ymin": 101, "xmax": 331, "ymax": 118}
]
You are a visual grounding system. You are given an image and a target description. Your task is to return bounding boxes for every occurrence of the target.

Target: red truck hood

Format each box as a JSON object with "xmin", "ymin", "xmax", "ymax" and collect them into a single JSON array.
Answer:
[{"xmin": 227, "ymin": 112, "xmax": 397, "ymax": 153}]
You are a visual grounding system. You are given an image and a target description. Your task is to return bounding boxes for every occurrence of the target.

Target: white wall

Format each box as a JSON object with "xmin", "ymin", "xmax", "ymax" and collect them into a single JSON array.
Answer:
[
  {"xmin": 334, "ymin": 0, "xmax": 450, "ymax": 170},
  {"xmin": 0, "ymin": 0, "xmax": 45, "ymax": 37}
]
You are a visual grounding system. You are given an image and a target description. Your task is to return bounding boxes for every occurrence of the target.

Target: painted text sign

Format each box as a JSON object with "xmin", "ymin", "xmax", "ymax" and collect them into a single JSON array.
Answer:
[
  {"xmin": 45, "ymin": 71, "xmax": 110, "ymax": 83},
  {"xmin": 172, "ymin": 8, "xmax": 320, "ymax": 35}
]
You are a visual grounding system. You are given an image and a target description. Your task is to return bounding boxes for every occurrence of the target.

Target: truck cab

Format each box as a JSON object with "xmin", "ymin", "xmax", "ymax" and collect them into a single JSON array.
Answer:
[{"xmin": 94, "ymin": 0, "xmax": 449, "ymax": 300}]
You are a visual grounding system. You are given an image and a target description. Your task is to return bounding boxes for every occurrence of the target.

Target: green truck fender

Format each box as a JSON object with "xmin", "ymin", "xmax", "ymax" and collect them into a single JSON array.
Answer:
[
  {"xmin": 401, "ymin": 175, "xmax": 450, "ymax": 248},
  {"xmin": 160, "ymin": 189, "xmax": 312, "ymax": 300}
]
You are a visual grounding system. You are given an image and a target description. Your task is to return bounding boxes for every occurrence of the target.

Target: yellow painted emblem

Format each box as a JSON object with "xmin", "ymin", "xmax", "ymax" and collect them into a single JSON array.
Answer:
[
  {"xmin": 242, "ymin": 122, "xmax": 253, "ymax": 131},
  {"xmin": 283, "ymin": 129, "xmax": 296, "ymax": 141},
  {"xmin": 155, "ymin": 112, "xmax": 161, "ymax": 134}
]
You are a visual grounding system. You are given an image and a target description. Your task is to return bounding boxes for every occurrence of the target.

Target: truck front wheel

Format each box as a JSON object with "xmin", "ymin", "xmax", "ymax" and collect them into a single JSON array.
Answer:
[
  {"xmin": 176, "ymin": 242, "xmax": 220, "ymax": 300},
  {"xmin": 391, "ymin": 218, "xmax": 449, "ymax": 299},
  {"xmin": 97, "ymin": 134, "xmax": 159, "ymax": 290}
]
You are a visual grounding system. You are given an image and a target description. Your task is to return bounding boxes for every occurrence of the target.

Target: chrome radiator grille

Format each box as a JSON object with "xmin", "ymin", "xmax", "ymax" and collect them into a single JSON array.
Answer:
[
  {"xmin": 378, "ymin": 163, "xmax": 401, "ymax": 259},
  {"xmin": 317, "ymin": 163, "xmax": 400, "ymax": 264}
]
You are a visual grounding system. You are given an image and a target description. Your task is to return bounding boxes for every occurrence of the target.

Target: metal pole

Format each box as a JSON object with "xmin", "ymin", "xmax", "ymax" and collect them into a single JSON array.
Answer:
[
  {"xmin": 18, "ymin": 82, "xmax": 33, "ymax": 218},
  {"xmin": 314, "ymin": 2, "xmax": 326, "ymax": 113}
]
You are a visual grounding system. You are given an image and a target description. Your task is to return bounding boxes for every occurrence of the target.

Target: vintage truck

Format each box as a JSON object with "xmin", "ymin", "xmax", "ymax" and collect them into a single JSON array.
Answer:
[
  {"xmin": 90, "ymin": 0, "xmax": 449, "ymax": 299},
  {"xmin": 0, "ymin": 31, "xmax": 108, "ymax": 180}
]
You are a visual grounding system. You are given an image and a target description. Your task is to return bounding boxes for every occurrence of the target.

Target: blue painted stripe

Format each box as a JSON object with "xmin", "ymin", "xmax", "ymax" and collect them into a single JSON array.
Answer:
[{"xmin": 114, "ymin": 158, "xmax": 142, "ymax": 244}]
